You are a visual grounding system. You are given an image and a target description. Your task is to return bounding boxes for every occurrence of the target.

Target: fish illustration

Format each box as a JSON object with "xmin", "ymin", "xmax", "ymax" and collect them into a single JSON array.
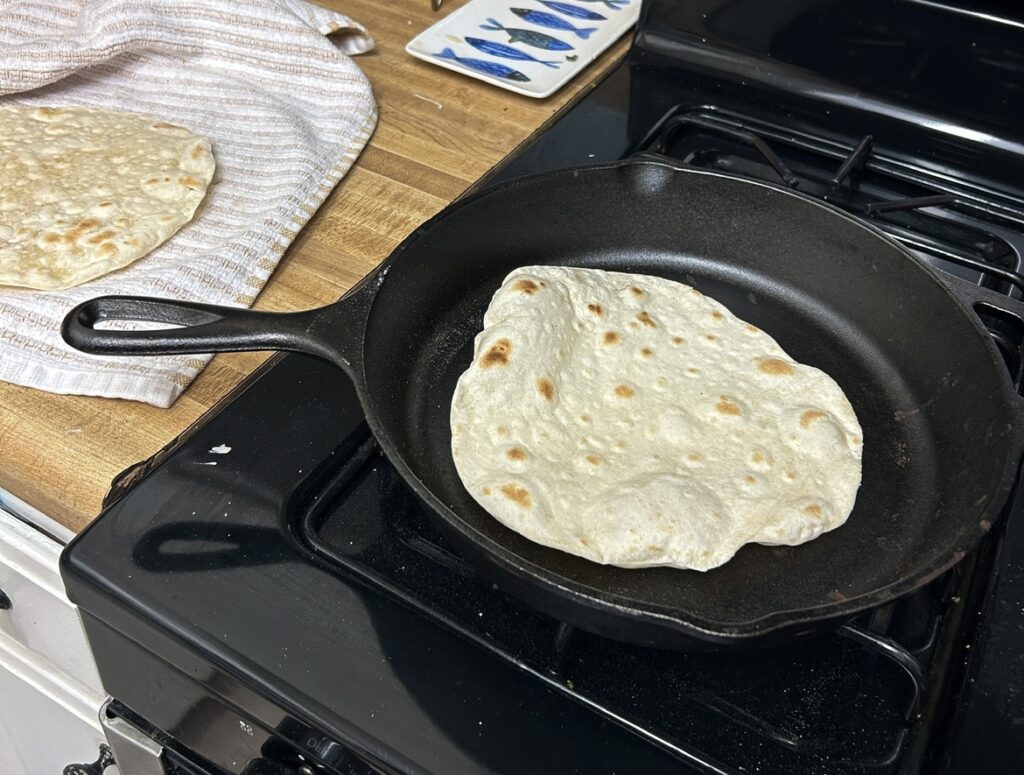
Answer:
[
  {"xmin": 479, "ymin": 17, "xmax": 574, "ymax": 50},
  {"xmin": 433, "ymin": 47, "xmax": 530, "ymax": 82},
  {"xmin": 510, "ymin": 8, "xmax": 597, "ymax": 39},
  {"xmin": 537, "ymin": 1, "xmax": 606, "ymax": 21},
  {"xmin": 464, "ymin": 37, "xmax": 561, "ymax": 68},
  {"xmin": 576, "ymin": 0, "xmax": 630, "ymax": 8}
]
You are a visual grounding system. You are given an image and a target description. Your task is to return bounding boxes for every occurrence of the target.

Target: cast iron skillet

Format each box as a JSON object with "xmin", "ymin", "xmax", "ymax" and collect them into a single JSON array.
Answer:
[{"xmin": 63, "ymin": 161, "xmax": 1024, "ymax": 649}]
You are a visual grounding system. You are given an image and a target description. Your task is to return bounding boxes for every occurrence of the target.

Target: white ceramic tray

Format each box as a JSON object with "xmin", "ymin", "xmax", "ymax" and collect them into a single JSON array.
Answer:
[{"xmin": 406, "ymin": 0, "xmax": 640, "ymax": 99}]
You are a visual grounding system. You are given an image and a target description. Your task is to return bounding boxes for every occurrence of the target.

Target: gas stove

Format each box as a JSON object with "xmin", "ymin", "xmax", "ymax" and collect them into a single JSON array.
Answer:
[{"xmin": 62, "ymin": 2, "xmax": 1024, "ymax": 773}]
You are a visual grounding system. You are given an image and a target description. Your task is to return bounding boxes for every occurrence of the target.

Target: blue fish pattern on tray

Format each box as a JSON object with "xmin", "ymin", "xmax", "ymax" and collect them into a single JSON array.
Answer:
[
  {"xmin": 464, "ymin": 37, "xmax": 561, "ymax": 67},
  {"xmin": 479, "ymin": 17, "xmax": 574, "ymax": 50},
  {"xmin": 537, "ymin": 1, "xmax": 606, "ymax": 21},
  {"xmin": 510, "ymin": 8, "xmax": 597, "ymax": 39},
  {"xmin": 576, "ymin": 0, "xmax": 630, "ymax": 8},
  {"xmin": 433, "ymin": 47, "xmax": 531, "ymax": 81}
]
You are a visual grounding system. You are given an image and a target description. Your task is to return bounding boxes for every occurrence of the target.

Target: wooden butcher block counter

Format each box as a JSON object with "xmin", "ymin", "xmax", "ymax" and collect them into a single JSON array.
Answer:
[{"xmin": 0, "ymin": 0, "xmax": 629, "ymax": 535}]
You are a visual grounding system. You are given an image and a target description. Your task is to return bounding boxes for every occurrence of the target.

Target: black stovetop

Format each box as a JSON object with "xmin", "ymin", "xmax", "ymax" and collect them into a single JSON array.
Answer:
[{"xmin": 62, "ymin": 2, "xmax": 1024, "ymax": 774}]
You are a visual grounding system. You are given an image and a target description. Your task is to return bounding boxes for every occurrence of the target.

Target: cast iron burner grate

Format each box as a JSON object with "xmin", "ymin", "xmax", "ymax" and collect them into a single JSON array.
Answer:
[
  {"xmin": 296, "ymin": 430, "xmax": 1007, "ymax": 774},
  {"xmin": 632, "ymin": 108, "xmax": 1024, "ymax": 298},
  {"xmin": 627, "ymin": 107, "xmax": 1024, "ymax": 382}
]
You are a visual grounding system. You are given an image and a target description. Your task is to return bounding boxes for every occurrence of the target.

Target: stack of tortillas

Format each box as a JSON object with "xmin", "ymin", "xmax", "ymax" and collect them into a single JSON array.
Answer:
[
  {"xmin": 0, "ymin": 0, "xmax": 377, "ymax": 407},
  {"xmin": 451, "ymin": 266, "xmax": 864, "ymax": 571}
]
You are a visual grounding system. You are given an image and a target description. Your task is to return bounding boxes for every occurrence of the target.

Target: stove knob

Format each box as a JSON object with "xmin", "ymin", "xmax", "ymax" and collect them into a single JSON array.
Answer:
[{"xmin": 62, "ymin": 743, "xmax": 115, "ymax": 775}]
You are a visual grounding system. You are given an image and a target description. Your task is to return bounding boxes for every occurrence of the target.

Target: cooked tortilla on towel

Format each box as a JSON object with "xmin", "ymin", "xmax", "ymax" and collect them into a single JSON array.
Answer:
[
  {"xmin": 450, "ymin": 266, "xmax": 863, "ymax": 572},
  {"xmin": 0, "ymin": 106, "xmax": 215, "ymax": 290}
]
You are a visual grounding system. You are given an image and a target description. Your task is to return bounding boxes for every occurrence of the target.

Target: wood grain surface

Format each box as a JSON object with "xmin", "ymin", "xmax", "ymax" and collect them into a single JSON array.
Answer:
[{"xmin": 0, "ymin": 0, "xmax": 629, "ymax": 534}]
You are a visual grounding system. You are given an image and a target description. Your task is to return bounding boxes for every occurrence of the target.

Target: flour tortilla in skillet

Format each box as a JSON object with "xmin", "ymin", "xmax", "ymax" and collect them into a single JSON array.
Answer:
[{"xmin": 450, "ymin": 266, "xmax": 864, "ymax": 571}]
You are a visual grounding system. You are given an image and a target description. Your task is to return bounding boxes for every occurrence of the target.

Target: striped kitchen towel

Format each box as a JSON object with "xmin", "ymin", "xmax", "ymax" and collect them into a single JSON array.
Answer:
[{"xmin": 0, "ymin": 0, "xmax": 377, "ymax": 407}]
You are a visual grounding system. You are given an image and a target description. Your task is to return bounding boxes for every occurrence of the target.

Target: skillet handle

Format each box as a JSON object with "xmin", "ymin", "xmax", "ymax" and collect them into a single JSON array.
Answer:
[{"xmin": 62, "ymin": 296, "xmax": 343, "ymax": 365}]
